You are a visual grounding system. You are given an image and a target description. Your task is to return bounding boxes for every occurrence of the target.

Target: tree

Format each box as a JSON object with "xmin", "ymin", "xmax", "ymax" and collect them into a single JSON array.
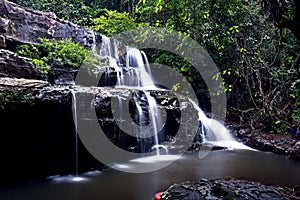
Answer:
[
  {"xmin": 89, "ymin": 9, "xmax": 139, "ymax": 36},
  {"xmin": 134, "ymin": 0, "xmax": 300, "ymax": 131}
]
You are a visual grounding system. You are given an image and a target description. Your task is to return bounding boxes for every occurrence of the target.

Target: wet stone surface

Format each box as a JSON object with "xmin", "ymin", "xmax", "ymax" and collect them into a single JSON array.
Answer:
[
  {"xmin": 161, "ymin": 178, "xmax": 299, "ymax": 200},
  {"xmin": 228, "ymin": 122, "xmax": 300, "ymax": 161}
]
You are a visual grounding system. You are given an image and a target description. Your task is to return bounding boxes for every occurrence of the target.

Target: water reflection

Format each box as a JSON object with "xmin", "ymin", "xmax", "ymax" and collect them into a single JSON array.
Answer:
[{"xmin": 2, "ymin": 150, "xmax": 300, "ymax": 200}]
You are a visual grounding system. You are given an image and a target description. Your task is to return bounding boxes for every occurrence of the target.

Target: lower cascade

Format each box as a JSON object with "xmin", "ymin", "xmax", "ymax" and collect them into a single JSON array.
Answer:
[{"xmin": 189, "ymin": 99, "xmax": 254, "ymax": 150}]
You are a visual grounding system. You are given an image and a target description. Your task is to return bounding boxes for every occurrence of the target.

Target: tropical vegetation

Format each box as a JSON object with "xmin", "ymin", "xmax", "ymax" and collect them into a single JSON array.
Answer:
[{"xmin": 11, "ymin": 0, "xmax": 299, "ymax": 133}]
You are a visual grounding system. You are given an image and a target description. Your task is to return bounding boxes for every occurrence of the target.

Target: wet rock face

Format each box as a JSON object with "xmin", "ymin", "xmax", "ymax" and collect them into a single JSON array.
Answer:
[
  {"xmin": 161, "ymin": 178, "xmax": 295, "ymax": 200},
  {"xmin": 228, "ymin": 122, "xmax": 300, "ymax": 161},
  {"xmin": 0, "ymin": 49, "xmax": 41, "ymax": 79},
  {"xmin": 289, "ymin": 141, "xmax": 300, "ymax": 160},
  {"xmin": 94, "ymin": 89, "xmax": 183, "ymax": 153},
  {"xmin": 0, "ymin": 77, "xmax": 190, "ymax": 154},
  {"xmin": 0, "ymin": 0, "xmax": 101, "ymax": 50}
]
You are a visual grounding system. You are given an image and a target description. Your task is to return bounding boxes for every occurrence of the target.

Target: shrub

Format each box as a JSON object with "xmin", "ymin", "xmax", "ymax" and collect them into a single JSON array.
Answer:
[
  {"xmin": 0, "ymin": 89, "xmax": 32, "ymax": 110},
  {"xmin": 90, "ymin": 9, "xmax": 144, "ymax": 36},
  {"xmin": 16, "ymin": 38, "xmax": 91, "ymax": 74}
]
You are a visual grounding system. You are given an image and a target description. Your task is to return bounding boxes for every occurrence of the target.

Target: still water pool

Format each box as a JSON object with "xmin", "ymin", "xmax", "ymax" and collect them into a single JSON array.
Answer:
[{"xmin": 1, "ymin": 149, "xmax": 300, "ymax": 200}]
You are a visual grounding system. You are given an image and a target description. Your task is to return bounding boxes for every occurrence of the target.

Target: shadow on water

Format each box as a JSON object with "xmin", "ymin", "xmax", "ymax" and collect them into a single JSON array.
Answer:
[{"xmin": 1, "ymin": 150, "xmax": 300, "ymax": 200}]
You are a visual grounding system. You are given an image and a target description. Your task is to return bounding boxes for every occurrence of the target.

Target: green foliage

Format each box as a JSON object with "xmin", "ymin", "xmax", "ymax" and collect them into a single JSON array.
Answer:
[
  {"xmin": 10, "ymin": 0, "xmax": 103, "ymax": 26},
  {"xmin": 10, "ymin": 0, "xmax": 300, "ymax": 131},
  {"xmin": 228, "ymin": 3, "xmax": 300, "ymax": 129},
  {"xmin": 290, "ymin": 85, "xmax": 300, "ymax": 121},
  {"xmin": 31, "ymin": 58, "xmax": 50, "ymax": 75},
  {"xmin": 0, "ymin": 89, "xmax": 32, "ymax": 110},
  {"xmin": 11, "ymin": 0, "xmax": 142, "ymax": 24},
  {"xmin": 135, "ymin": 0, "xmax": 299, "ymax": 131},
  {"xmin": 90, "ymin": 9, "xmax": 143, "ymax": 36},
  {"xmin": 291, "ymin": 109, "xmax": 300, "ymax": 121},
  {"xmin": 16, "ymin": 38, "xmax": 91, "ymax": 74},
  {"xmin": 273, "ymin": 121, "xmax": 290, "ymax": 134}
]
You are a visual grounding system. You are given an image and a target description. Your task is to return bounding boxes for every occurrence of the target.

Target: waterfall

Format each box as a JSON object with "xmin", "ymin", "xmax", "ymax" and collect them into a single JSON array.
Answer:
[
  {"xmin": 70, "ymin": 91, "xmax": 88, "ymax": 181},
  {"xmin": 144, "ymin": 92, "xmax": 161, "ymax": 155},
  {"xmin": 96, "ymin": 35, "xmax": 253, "ymax": 155},
  {"xmin": 98, "ymin": 38, "xmax": 156, "ymax": 88},
  {"xmin": 99, "ymin": 36, "xmax": 124, "ymax": 86},
  {"xmin": 133, "ymin": 92, "xmax": 148, "ymax": 153},
  {"xmin": 189, "ymin": 98, "xmax": 253, "ymax": 150},
  {"xmin": 71, "ymin": 91, "xmax": 79, "ymax": 176},
  {"xmin": 91, "ymin": 31, "xmax": 97, "ymax": 51},
  {"xmin": 97, "ymin": 37, "xmax": 166, "ymax": 154},
  {"xmin": 126, "ymin": 47, "xmax": 155, "ymax": 88}
]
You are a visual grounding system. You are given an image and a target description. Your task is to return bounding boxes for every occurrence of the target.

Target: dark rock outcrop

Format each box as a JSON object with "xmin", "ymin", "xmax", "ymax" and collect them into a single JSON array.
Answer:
[
  {"xmin": 161, "ymin": 178, "xmax": 298, "ymax": 200},
  {"xmin": 228, "ymin": 122, "xmax": 300, "ymax": 160},
  {"xmin": 0, "ymin": 0, "xmax": 101, "ymax": 50},
  {"xmin": 0, "ymin": 49, "xmax": 41, "ymax": 79},
  {"xmin": 289, "ymin": 141, "xmax": 300, "ymax": 160},
  {"xmin": 0, "ymin": 77, "xmax": 197, "ymax": 184}
]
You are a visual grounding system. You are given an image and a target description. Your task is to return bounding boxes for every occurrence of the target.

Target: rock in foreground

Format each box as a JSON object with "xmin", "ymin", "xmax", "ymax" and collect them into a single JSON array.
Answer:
[{"xmin": 161, "ymin": 178, "xmax": 299, "ymax": 200}]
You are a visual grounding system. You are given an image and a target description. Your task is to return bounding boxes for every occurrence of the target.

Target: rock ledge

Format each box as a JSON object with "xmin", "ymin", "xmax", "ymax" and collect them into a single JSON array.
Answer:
[{"xmin": 161, "ymin": 178, "xmax": 299, "ymax": 200}]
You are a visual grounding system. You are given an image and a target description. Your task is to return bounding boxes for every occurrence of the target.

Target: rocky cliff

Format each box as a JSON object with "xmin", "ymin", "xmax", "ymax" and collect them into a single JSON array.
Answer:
[
  {"xmin": 0, "ymin": 49, "xmax": 41, "ymax": 78},
  {"xmin": 0, "ymin": 0, "xmax": 101, "ymax": 51}
]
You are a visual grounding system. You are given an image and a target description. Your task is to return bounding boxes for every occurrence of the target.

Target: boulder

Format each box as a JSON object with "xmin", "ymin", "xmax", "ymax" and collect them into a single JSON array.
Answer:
[
  {"xmin": 0, "ymin": 0, "xmax": 101, "ymax": 50},
  {"xmin": 229, "ymin": 122, "xmax": 300, "ymax": 160},
  {"xmin": 161, "ymin": 178, "xmax": 295, "ymax": 200},
  {"xmin": 0, "ymin": 49, "xmax": 41, "ymax": 79}
]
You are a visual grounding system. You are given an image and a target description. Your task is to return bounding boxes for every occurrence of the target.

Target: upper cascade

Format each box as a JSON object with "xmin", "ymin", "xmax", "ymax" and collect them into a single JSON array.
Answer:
[{"xmin": 97, "ymin": 36, "xmax": 156, "ymax": 89}]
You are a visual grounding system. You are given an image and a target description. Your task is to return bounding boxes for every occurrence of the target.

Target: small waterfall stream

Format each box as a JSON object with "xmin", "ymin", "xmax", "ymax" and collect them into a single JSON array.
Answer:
[
  {"xmin": 144, "ymin": 92, "xmax": 160, "ymax": 155},
  {"xmin": 189, "ymin": 98, "xmax": 253, "ymax": 150},
  {"xmin": 71, "ymin": 91, "xmax": 78, "ymax": 176}
]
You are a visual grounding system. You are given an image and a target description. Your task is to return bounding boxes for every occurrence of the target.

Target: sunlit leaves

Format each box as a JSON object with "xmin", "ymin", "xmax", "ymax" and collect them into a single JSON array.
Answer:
[
  {"xmin": 229, "ymin": 25, "xmax": 239, "ymax": 33},
  {"xmin": 90, "ymin": 9, "xmax": 138, "ymax": 36},
  {"xmin": 172, "ymin": 83, "xmax": 180, "ymax": 91},
  {"xmin": 155, "ymin": 0, "xmax": 164, "ymax": 13},
  {"xmin": 202, "ymin": 11, "xmax": 210, "ymax": 19},
  {"xmin": 239, "ymin": 48, "xmax": 247, "ymax": 53},
  {"xmin": 139, "ymin": 0, "xmax": 147, "ymax": 4}
]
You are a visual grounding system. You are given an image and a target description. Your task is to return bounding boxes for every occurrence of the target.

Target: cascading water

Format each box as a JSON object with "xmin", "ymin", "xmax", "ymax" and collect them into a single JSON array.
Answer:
[
  {"xmin": 91, "ymin": 31, "xmax": 97, "ymax": 51},
  {"xmin": 144, "ymin": 92, "xmax": 161, "ymax": 155},
  {"xmin": 189, "ymin": 99, "xmax": 253, "ymax": 150},
  {"xmin": 125, "ymin": 47, "xmax": 154, "ymax": 88},
  {"xmin": 97, "ymin": 35, "xmax": 251, "ymax": 155},
  {"xmin": 98, "ymin": 36, "xmax": 124, "ymax": 86},
  {"xmin": 97, "ymin": 37, "xmax": 165, "ymax": 154},
  {"xmin": 71, "ymin": 91, "xmax": 87, "ymax": 181},
  {"xmin": 71, "ymin": 91, "xmax": 78, "ymax": 176}
]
